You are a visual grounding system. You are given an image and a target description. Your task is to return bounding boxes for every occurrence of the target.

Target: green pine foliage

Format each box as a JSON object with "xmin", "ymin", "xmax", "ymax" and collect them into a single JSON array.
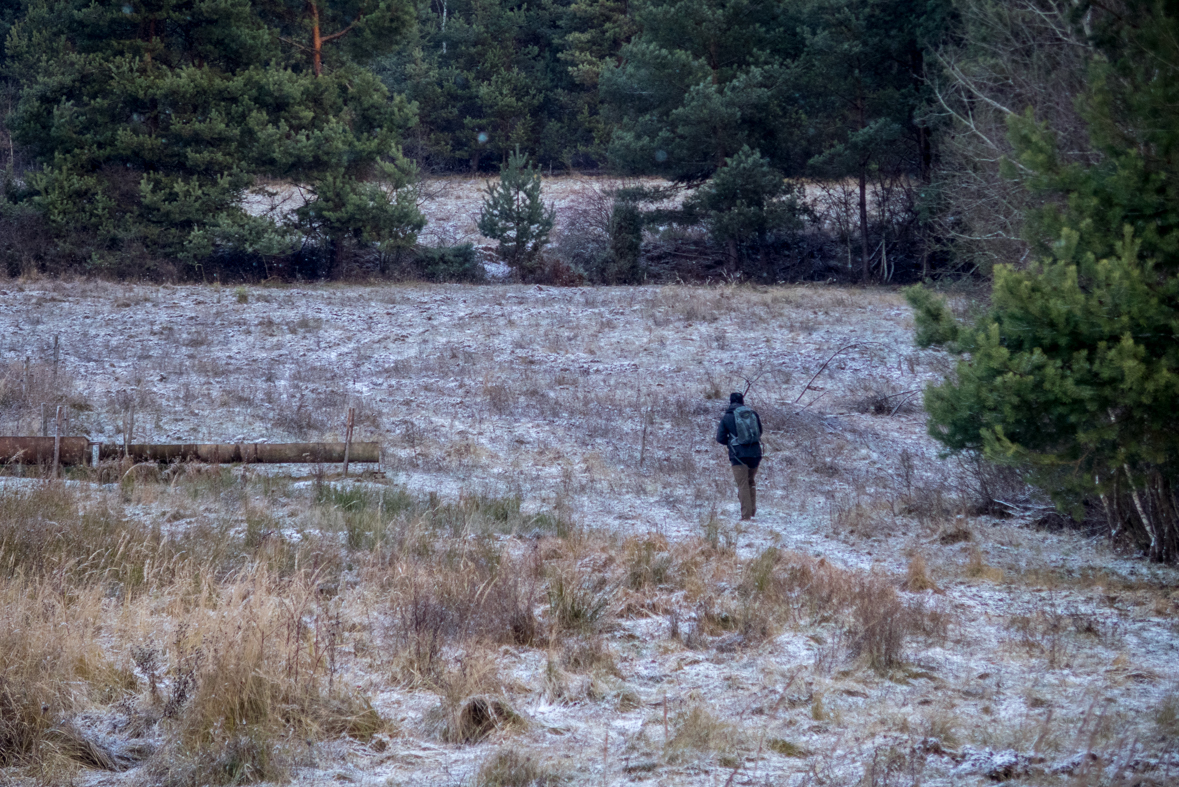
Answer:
[
  {"xmin": 5, "ymin": 0, "xmax": 421, "ymax": 275},
  {"xmin": 477, "ymin": 148, "xmax": 556, "ymax": 276},
  {"xmin": 375, "ymin": 0, "xmax": 582, "ymax": 172},
  {"xmin": 911, "ymin": 2, "xmax": 1179, "ymax": 562},
  {"xmin": 601, "ymin": 0, "xmax": 804, "ymax": 183},
  {"xmin": 605, "ymin": 198, "xmax": 644, "ymax": 284},
  {"xmin": 684, "ymin": 145, "xmax": 803, "ymax": 268}
]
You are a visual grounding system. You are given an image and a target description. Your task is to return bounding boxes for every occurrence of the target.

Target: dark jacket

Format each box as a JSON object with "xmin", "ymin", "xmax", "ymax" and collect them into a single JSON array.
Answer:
[{"xmin": 716, "ymin": 404, "xmax": 762, "ymax": 466}]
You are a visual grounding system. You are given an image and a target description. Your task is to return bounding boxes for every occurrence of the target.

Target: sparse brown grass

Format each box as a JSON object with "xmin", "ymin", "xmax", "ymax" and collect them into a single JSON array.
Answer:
[
  {"xmin": 664, "ymin": 705, "xmax": 744, "ymax": 764},
  {"xmin": 0, "ymin": 359, "xmax": 90, "ymax": 436},
  {"xmin": 476, "ymin": 745, "xmax": 565, "ymax": 787},
  {"xmin": 965, "ymin": 547, "xmax": 1004, "ymax": 581},
  {"xmin": 901, "ymin": 553, "xmax": 939, "ymax": 593},
  {"xmin": 2, "ymin": 283, "xmax": 1172, "ymax": 785},
  {"xmin": 0, "ymin": 578, "xmax": 126, "ymax": 776},
  {"xmin": 849, "ymin": 576, "xmax": 912, "ymax": 672},
  {"xmin": 425, "ymin": 689, "xmax": 526, "ymax": 745}
]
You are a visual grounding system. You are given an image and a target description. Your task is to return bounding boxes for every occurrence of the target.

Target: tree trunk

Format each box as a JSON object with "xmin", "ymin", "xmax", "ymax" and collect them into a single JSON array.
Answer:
[
  {"xmin": 859, "ymin": 167, "xmax": 869, "ymax": 284},
  {"xmin": 910, "ymin": 46, "xmax": 933, "ymax": 183},
  {"xmin": 311, "ymin": 2, "xmax": 323, "ymax": 76}
]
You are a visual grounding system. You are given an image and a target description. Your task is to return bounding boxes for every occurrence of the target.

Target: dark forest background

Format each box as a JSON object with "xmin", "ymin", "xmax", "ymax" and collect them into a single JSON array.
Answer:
[{"xmin": 0, "ymin": 1, "xmax": 1171, "ymax": 288}]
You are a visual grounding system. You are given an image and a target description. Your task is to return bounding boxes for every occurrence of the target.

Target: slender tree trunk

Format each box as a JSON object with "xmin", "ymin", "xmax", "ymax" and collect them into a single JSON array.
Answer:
[
  {"xmin": 859, "ymin": 166, "xmax": 869, "ymax": 284},
  {"xmin": 856, "ymin": 94, "xmax": 870, "ymax": 284},
  {"xmin": 311, "ymin": 3, "xmax": 323, "ymax": 76},
  {"xmin": 910, "ymin": 46, "xmax": 932, "ymax": 183}
]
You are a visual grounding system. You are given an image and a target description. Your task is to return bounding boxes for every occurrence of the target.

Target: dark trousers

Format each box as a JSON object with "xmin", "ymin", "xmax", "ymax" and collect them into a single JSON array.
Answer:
[{"xmin": 731, "ymin": 461, "xmax": 758, "ymax": 519}]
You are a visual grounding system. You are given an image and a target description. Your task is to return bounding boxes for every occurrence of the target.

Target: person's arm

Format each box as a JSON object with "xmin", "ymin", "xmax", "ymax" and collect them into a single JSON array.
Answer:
[{"xmin": 716, "ymin": 416, "xmax": 729, "ymax": 445}]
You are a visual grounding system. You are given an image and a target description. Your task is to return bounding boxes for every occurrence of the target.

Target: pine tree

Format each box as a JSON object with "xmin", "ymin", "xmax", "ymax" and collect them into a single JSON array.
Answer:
[
  {"xmin": 910, "ymin": 2, "xmax": 1179, "ymax": 562},
  {"xmin": 685, "ymin": 145, "xmax": 802, "ymax": 270},
  {"xmin": 6, "ymin": 0, "xmax": 421, "ymax": 273},
  {"xmin": 477, "ymin": 147, "xmax": 555, "ymax": 275},
  {"xmin": 377, "ymin": 0, "xmax": 575, "ymax": 172},
  {"xmin": 799, "ymin": 0, "xmax": 937, "ymax": 283},
  {"xmin": 559, "ymin": 0, "xmax": 637, "ymax": 162},
  {"xmin": 600, "ymin": 0, "xmax": 804, "ymax": 182}
]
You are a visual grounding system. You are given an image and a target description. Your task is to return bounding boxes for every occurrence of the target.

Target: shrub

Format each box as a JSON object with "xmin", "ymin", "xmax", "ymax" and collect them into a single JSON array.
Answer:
[
  {"xmin": 547, "ymin": 568, "xmax": 612, "ymax": 634},
  {"xmin": 664, "ymin": 705, "xmax": 742, "ymax": 764},
  {"xmin": 416, "ymin": 243, "xmax": 486, "ymax": 283},
  {"xmin": 910, "ymin": 6, "xmax": 1179, "ymax": 563},
  {"xmin": 602, "ymin": 199, "xmax": 644, "ymax": 284},
  {"xmin": 848, "ymin": 577, "xmax": 911, "ymax": 672}
]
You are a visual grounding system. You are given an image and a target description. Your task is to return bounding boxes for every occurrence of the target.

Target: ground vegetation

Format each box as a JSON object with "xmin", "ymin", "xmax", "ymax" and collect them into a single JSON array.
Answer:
[{"xmin": 0, "ymin": 282, "xmax": 1176, "ymax": 785}]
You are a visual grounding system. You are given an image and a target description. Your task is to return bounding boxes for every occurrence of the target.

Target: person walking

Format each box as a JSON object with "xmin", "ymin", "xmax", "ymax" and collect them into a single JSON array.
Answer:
[{"xmin": 716, "ymin": 392, "xmax": 762, "ymax": 520}]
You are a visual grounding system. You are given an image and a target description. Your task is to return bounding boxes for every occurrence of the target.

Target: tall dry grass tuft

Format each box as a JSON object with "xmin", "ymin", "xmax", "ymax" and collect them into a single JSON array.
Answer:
[
  {"xmin": 424, "ymin": 657, "xmax": 525, "ymax": 745},
  {"xmin": 902, "ymin": 553, "xmax": 939, "ymax": 593},
  {"xmin": 383, "ymin": 542, "xmax": 541, "ymax": 684},
  {"xmin": 0, "ymin": 484, "xmax": 171, "ymax": 587},
  {"xmin": 0, "ymin": 578, "xmax": 129, "ymax": 773},
  {"xmin": 476, "ymin": 746, "xmax": 565, "ymax": 787},
  {"xmin": 664, "ymin": 705, "xmax": 744, "ymax": 765},
  {"xmin": 547, "ymin": 564, "xmax": 614, "ymax": 635},
  {"xmin": 141, "ymin": 567, "xmax": 381, "ymax": 785},
  {"xmin": 848, "ymin": 576, "xmax": 912, "ymax": 672}
]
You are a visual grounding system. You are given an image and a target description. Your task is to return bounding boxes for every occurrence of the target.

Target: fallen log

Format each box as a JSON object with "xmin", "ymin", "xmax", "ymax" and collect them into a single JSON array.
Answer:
[
  {"xmin": 97, "ymin": 442, "xmax": 380, "ymax": 464},
  {"xmin": 0, "ymin": 437, "xmax": 90, "ymax": 466},
  {"xmin": 0, "ymin": 438, "xmax": 379, "ymax": 466}
]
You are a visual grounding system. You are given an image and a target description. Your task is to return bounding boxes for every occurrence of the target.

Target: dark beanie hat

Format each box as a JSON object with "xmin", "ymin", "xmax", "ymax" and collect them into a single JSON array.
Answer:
[{"xmin": 729, "ymin": 392, "xmax": 744, "ymax": 404}]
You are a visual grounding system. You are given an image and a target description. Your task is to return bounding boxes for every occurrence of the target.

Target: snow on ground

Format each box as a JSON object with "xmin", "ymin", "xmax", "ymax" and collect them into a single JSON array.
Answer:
[{"xmin": 1, "ymin": 280, "xmax": 1177, "ymax": 786}]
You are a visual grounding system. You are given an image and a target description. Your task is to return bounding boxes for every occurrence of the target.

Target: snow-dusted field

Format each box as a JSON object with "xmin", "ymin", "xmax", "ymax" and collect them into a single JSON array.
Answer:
[{"xmin": 1, "ymin": 281, "xmax": 1176, "ymax": 786}]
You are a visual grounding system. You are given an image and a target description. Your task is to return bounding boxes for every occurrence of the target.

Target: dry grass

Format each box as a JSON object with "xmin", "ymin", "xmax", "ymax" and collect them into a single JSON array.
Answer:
[
  {"xmin": 0, "ymin": 578, "xmax": 127, "ymax": 776},
  {"xmin": 849, "ymin": 577, "xmax": 913, "ymax": 672},
  {"xmin": 664, "ymin": 705, "xmax": 744, "ymax": 764},
  {"xmin": 901, "ymin": 553, "xmax": 939, "ymax": 593},
  {"xmin": 2, "ymin": 283, "xmax": 1172, "ymax": 785},
  {"xmin": 965, "ymin": 547, "xmax": 1004, "ymax": 582},
  {"xmin": 0, "ymin": 359, "xmax": 90, "ymax": 437},
  {"xmin": 0, "ymin": 471, "xmax": 962, "ymax": 777},
  {"xmin": 475, "ymin": 746, "xmax": 566, "ymax": 787}
]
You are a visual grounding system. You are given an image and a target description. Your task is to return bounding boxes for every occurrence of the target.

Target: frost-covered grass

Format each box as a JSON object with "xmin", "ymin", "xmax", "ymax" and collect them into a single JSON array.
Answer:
[{"xmin": 0, "ymin": 282, "xmax": 1177, "ymax": 786}]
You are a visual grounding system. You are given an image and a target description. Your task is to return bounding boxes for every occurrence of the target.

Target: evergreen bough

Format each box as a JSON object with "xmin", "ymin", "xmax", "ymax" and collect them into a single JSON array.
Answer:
[{"xmin": 5, "ymin": 0, "xmax": 421, "ymax": 274}]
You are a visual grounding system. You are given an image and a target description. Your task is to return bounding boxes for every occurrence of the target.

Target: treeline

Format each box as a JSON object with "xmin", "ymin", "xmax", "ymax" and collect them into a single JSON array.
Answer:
[
  {"xmin": 0, "ymin": 1, "xmax": 1176, "ymax": 292},
  {"xmin": 0, "ymin": 2, "xmax": 1176, "ymax": 560},
  {"xmin": 0, "ymin": 0, "xmax": 955, "ymax": 282}
]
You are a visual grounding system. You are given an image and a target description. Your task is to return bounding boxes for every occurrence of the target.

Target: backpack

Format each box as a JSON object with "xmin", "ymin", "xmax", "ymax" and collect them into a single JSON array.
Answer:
[{"xmin": 729, "ymin": 406, "xmax": 761, "ymax": 446}]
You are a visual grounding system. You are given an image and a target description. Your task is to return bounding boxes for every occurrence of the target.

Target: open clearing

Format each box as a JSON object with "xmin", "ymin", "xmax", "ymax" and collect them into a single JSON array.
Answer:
[{"xmin": 1, "ymin": 281, "xmax": 1177, "ymax": 786}]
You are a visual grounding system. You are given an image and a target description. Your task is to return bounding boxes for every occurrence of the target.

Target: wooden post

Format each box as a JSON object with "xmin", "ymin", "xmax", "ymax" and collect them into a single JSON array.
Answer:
[
  {"xmin": 342, "ymin": 407, "xmax": 355, "ymax": 477},
  {"xmin": 124, "ymin": 404, "xmax": 135, "ymax": 459},
  {"xmin": 41, "ymin": 403, "xmax": 47, "ymax": 437},
  {"xmin": 52, "ymin": 405, "xmax": 62, "ymax": 478}
]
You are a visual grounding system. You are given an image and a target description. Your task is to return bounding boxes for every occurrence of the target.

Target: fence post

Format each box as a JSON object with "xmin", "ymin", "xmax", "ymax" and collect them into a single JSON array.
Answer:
[
  {"xmin": 52, "ymin": 406, "xmax": 63, "ymax": 479},
  {"xmin": 343, "ymin": 407, "xmax": 355, "ymax": 478}
]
